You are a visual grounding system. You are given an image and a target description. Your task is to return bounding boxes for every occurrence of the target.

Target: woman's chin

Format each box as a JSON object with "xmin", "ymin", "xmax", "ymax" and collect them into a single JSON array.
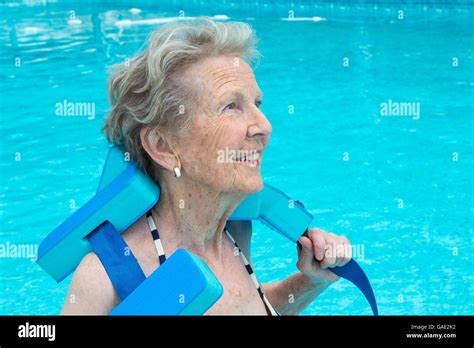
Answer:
[
  {"xmin": 239, "ymin": 176, "xmax": 264, "ymax": 194},
  {"xmin": 221, "ymin": 166, "xmax": 264, "ymax": 194}
]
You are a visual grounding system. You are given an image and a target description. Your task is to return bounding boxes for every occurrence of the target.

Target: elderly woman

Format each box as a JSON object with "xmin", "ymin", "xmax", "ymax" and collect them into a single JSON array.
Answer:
[{"xmin": 62, "ymin": 18, "xmax": 352, "ymax": 315}]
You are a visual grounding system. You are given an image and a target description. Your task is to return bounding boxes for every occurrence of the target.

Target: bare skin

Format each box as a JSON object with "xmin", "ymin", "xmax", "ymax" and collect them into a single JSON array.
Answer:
[{"xmin": 61, "ymin": 55, "xmax": 352, "ymax": 315}]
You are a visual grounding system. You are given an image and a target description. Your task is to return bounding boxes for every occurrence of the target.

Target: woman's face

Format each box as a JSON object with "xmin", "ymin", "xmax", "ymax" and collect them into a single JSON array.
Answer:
[{"xmin": 177, "ymin": 55, "xmax": 272, "ymax": 194}]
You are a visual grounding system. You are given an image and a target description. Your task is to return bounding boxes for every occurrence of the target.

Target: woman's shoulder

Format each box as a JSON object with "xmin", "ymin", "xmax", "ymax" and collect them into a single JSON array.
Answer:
[
  {"xmin": 61, "ymin": 214, "xmax": 158, "ymax": 314},
  {"xmin": 61, "ymin": 251, "xmax": 119, "ymax": 315}
]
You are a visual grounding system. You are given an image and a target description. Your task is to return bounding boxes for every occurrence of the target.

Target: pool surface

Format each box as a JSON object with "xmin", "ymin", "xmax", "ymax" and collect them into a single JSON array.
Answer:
[{"xmin": 0, "ymin": 1, "xmax": 473, "ymax": 315}]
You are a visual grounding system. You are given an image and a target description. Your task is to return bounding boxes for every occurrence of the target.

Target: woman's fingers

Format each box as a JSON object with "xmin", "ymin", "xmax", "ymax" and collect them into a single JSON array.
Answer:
[
  {"xmin": 307, "ymin": 228, "xmax": 326, "ymax": 261},
  {"xmin": 321, "ymin": 233, "xmax": 352, "ymax": 268},
  {"xmin": 297, "ymin": 236, "xmax": 314, "ymax": 267},
  {"xmin": 337, "ymin": 236, "xmax": 352, "ymax": 267},
  {"xmin": 298, "ymin": 229, "xmax": 353, "ymax": 270},
  {"xmin": 319, "ymin": 239, "xmax": 336, "ymax": 269}
]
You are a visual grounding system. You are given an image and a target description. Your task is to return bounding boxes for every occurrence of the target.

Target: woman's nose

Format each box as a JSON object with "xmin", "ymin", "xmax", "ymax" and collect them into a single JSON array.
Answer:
[{"xmin": 248, "ymin": 108, "xmax": 272, "ymax": 138}]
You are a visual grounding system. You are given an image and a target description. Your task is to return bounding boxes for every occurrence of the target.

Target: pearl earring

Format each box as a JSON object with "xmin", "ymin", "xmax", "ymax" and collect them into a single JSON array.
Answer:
[{"xmin": 173, "ymin": 167, "xmax": 181, "ymax": 178}]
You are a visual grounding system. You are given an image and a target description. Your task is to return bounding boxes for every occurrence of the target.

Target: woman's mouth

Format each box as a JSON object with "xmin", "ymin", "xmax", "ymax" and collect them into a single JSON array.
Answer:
[{"xmin": 236, "ymin": 151, "xmax": 261, "ymax": 168}]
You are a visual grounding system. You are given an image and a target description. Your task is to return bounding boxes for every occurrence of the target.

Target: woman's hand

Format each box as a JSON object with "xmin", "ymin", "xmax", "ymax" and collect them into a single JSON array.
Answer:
[{"xmin": 296, "ymin": 228, "xmax": 352, "ymax": 287}]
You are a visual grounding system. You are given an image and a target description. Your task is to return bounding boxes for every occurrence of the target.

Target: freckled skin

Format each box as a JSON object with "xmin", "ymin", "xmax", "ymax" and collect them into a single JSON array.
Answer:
[
  {"xmin": 61, "ymin": 55, "xmax": 275, "ymax": 315},
  {"xmin": 65, "ymin": 52, "xmax": 357, "ymax": 316},
  {"xmin": 174, "ymin": 55, "xmax": 272, "ymax": 195},
  {"xmin": 147, "ymin": 55, "xmax": 275, "ymax": 314}
]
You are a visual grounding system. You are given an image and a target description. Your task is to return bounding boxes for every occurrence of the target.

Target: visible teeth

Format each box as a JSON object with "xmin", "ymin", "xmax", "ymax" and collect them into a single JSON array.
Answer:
[
  {"xmin": 246, "ymin": 153, "xmax": 260, "ymax": 161},
  {"xmin": 235, "ymin": 152, "xmax": 260, "ymax": 162}
]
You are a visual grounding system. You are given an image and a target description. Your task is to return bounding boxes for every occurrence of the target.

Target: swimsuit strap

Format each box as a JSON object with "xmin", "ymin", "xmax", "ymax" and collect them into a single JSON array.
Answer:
[
  {"xmin": 146, "ymin": 210, "xmax": 167, "ymax": 265},
  {"xmin": 224, "ymin": 228, "xmax": 280, "ymax": 316},
  {"xmin": 145, "ymin": 209, "xmax": 280, "ymax": 316}
]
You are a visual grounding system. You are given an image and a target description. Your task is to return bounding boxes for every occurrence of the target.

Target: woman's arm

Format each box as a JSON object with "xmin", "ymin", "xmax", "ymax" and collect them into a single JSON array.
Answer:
[
  {"xmin": 61, "ymin": 252, "xmax": 119, "ymax": 315},
  {"xmin": 263, "ymin": 228, "xmax": 352, "ymax": 315},
  {"xmin": 227, "ymin": 221, "xmax": 352, "ymax": 315},
  {"xmin": 261, "ymin": 272, "xmax": 330, "ymax": 315}
]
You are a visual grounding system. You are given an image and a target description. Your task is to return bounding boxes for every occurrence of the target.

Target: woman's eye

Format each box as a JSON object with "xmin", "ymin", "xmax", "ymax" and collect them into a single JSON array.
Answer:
[
  {"xmin": 223, "ymin": 102, "xmax": 238, "ymax": 111},
  {"xmin": 255, "ymin": 100, "xmax": 262, "ymax": 108}
]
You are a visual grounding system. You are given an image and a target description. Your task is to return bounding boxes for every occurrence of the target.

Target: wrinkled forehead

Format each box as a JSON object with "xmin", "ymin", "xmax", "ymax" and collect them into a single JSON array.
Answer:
[{"xmin": 187, "ymin": 55, "xmax": 259, "ymax": 101}]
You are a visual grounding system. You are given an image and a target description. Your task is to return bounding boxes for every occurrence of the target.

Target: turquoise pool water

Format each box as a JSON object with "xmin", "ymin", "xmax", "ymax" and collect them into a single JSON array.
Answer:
[{"xmin": 1, "ymin": 1, "xmax": 473, "ymax": 315}]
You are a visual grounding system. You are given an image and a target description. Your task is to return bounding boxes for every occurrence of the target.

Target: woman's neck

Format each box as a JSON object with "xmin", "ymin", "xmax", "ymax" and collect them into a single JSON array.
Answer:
[{"xmin": 152, "ymin": 176, "xmax": 245, "ymax": 264}]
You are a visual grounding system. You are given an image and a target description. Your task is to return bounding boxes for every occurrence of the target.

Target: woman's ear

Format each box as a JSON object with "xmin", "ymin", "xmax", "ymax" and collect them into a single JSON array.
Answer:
[{"xmin": 140, "ymin": 127, "xmax": 180, "ymax": 172}]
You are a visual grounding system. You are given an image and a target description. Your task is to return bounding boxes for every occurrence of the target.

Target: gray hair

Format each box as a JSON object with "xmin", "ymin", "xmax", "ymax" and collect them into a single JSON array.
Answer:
[{"xmin": 103, "ymin": 17, "xmax": 260, "ymax": 181}]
